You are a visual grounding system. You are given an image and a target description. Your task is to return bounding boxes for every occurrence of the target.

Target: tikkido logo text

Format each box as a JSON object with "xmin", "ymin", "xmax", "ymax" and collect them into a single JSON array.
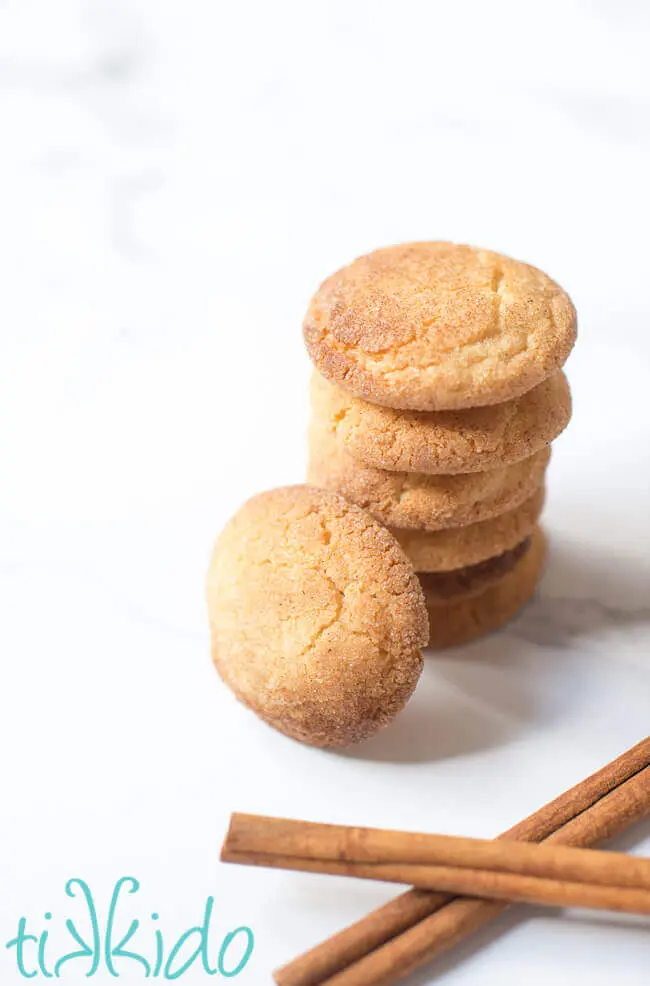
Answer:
[{"xmin": 5, "ymin": 877, "xmax": 255, "ymax": 979}]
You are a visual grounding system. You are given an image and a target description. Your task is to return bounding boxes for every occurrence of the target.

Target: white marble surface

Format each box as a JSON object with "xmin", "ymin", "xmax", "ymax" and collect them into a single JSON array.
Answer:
[{"xmin": 1, "ymin": 1, "xmax": 650, "ymax": 983}]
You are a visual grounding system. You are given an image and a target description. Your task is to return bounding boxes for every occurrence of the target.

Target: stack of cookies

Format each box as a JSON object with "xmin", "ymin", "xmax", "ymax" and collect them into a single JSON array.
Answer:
[{"xmin": 303, "ymin": 242, "xmax": 576, "ymax": 648}]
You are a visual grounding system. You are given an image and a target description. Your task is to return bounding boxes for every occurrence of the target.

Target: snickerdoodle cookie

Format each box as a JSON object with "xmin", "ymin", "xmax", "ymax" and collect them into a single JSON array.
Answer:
[
  {"xmin": 304, "ymin": 242, "xmax": 576, "ymax": 411},
  {"xmin": 206, "ymin": 486, "xmax": 428, "ymax": 748},
  {"xmin": 311, "ymin": 370, "xmax": 570, "ymax": 474},
  {"xmin": 391, "ymin": 486, "xmax": 544, "ymax": 572},
  {"xmin": 424, "ymin": 527, "xmax": 546, "ymax": 648},
  {"xmin": 308, "ymin": 417, "xmax": 550, "ymax": 531},
  {"xmin": 419, "ymin": 537, "xmax": 531, "ymax": 602}
]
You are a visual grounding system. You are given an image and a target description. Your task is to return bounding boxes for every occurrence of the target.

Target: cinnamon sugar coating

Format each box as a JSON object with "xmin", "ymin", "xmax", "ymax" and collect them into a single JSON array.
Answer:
[
  {"xmin": 311, "ymin": 370, "xmax": 570, "ymax": 474},
  {"xmin": 304, "ymin": 243, "xmax": 576, "ymax": 411},
  {"xmin": 308, "ymin": 413, "xmax": 550, "ymax": 531},
  {"xmin": 391, "ymin": 486, "xmax": 545, "ymax": 572},
  {"xmin": 207, "ymin": 485, "xmax": 428, "ymax": 748}
]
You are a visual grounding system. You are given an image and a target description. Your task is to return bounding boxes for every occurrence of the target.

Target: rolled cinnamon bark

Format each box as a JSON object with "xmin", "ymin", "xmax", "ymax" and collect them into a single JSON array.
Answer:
[
  {"xmin": 223, "ymin": 845, "xmax": 650, "ymax": 918},
  {"xmin": 223, "ymin": 812, "xmax": 650, "ymax": 892}
]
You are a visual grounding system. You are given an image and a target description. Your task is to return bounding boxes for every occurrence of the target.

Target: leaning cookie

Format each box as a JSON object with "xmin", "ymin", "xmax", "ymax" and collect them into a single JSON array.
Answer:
[
  {"xmin": 311, "ymin": 370, "xmax": 571, "ymax": 475},
  {"xmin": 304, "ymin": 242, "xmax": 576, "ymax": 411},
  {"xmin": 424, "ymin": 527, "xmax": 546, "ymax": 648},
  {"xmin": 206, "ymin": 486, "xmax": 428, "ymax": 748},
  {"xmin": 390, "ymin": 486, "xmax": 545, "ymax": 572},
  {"xmin": 308, "ymin": 416, "xmax": 550, "ymax": 531}
]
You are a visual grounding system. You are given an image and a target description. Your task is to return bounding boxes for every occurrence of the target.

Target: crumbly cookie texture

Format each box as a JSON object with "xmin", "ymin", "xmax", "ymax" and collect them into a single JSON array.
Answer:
[
  {"xmin": 424, "ymin": 527, "xmax": 546, "ymax": 648},
  {"xmin": 418, "ymin": 537, "xmax": 531, "ymax": 602},
  {"xmin": 390, "ymin": 486, "xmax": 545, "ymax": 572},
  {"xmin": 308, "ymin": 414, "xmax": 550, "ymax": 531},
  {"xmin": 304, "ymin": 242, "xmax": 577, "ymax": 411},
  {"xmin": 311, "ymin": 369, "xmax": 571, "ymax": 475},
  {"xmin": 206, "ymin": 485, "xmax": 428, "ymax": 748}
]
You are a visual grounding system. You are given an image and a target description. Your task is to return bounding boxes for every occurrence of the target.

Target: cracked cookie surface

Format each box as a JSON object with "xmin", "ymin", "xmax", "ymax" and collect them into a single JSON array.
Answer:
[
  {"xmin": 311, "ymin": 369, "xmax": 571, "ymax": 475},
  {"xmin": 206, "ymin": 485, "xmax": 428, "ymax": 748},
  {"xmin": 304, "ymin": 242, "xmax": 576, "ymax": 411},
  {"xmin": 391, "ymin": 486, "xmax": 545, "ymax": 572},
  {"xmin": 308, "ymin": 415, "xmax": 550, "ymax": 531}
]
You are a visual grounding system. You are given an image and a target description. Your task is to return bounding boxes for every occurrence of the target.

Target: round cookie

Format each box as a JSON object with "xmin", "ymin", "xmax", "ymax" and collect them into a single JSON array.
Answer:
[
  {"xmin": 206, "ymin": 486, "xmax": 429, "ymax": 748},
  {"xmin": 418, "ymin": 537, "xmax": 531, "ymax": 602},
  {"xmin": 424, "ymin": 527, "xmax": 546, "ymax": 649},
  {"xmin": 304, "ymin": 242, "xmax": 577, "ymax": 411},
  {"xmin": 390, "ymin": 486, "xmax": 545, "ymax": 572},
  {"xmin": 308, "ymin": 416, "xmax": 550, "ymax": 531},
  {"xmin": 311, "ymin": 370, "xmax": 571, "ymax": 475}
]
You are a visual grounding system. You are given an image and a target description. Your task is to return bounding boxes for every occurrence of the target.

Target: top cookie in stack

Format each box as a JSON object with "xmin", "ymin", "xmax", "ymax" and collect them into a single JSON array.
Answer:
[{"xmin": 303, "ymin": 242, "xmax": 577, "ymax": 648}]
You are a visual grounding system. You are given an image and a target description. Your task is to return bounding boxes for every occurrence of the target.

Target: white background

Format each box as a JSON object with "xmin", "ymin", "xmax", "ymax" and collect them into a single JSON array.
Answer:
[{"xmin": 2, "ymin": 1, "xmax": 650, "ymax": 983}]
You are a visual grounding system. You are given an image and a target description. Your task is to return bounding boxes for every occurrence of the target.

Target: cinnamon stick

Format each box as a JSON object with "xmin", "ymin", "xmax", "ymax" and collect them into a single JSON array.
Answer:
[
  {"xmin": 271, "ymin": 737, "xmax": 650, "ymax": 986},
  {"xmin": 223, "ymin": 844, "xmax": 650, "ymax": 917},
  {"xmin": 223, "ymin": 813, "xmax": 650, "ymax": 891}
]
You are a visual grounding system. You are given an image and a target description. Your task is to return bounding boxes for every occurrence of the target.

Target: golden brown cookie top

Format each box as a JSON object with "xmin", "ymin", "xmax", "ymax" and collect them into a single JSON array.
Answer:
[
  {"xmin": 304, "ymin": 242, "xmax": 577, "ymax": 411},
  {"xmin": 206, "ymin": 485, "xmax": 428, "ymax": 748}
]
